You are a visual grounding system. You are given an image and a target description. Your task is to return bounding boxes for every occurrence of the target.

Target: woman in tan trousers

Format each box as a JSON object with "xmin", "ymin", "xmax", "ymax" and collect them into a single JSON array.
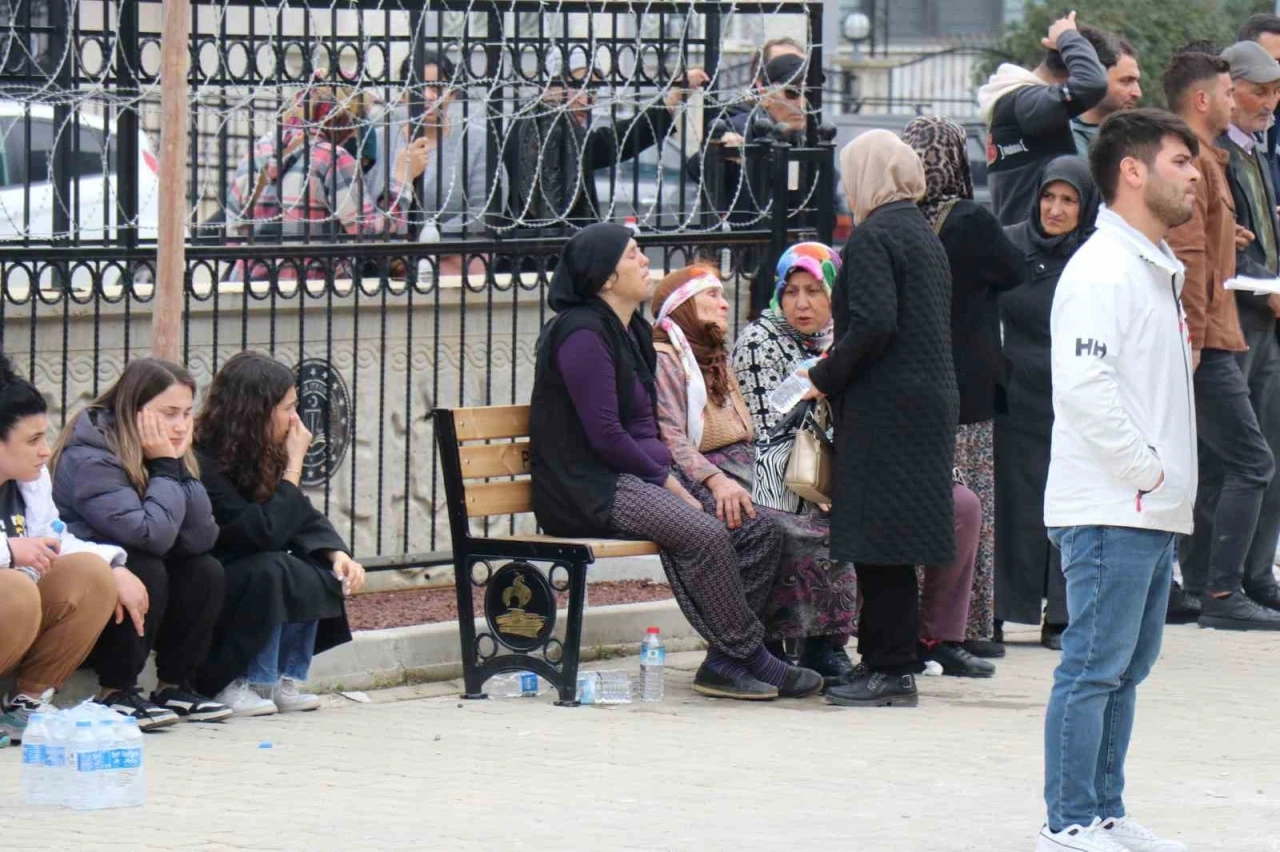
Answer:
[{"xmin": 0, "ymin": 354, "xmax": 127, "ymax": 744}]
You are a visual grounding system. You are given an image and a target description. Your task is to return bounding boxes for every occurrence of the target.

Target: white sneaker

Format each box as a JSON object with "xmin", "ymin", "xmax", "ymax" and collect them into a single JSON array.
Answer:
[
  {"xmin": 215, "ymin": 680, "xmax": 278, "ymax": 717},
  {"xmin": 270, "ymin": 678, "xmax": 321, "ymax": 713},
  {"xmin": 1098, "ymin": 817, "xmax": 1188, "ymax": 852},
  {"xmin": 1037, "ymin": 819, "xmax": 1129, "ymax": 852}
]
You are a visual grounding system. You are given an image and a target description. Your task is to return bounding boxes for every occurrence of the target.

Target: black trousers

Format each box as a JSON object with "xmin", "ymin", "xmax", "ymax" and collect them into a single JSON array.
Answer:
[
  {"xmin": 854, "ymin": 564, "xmax": 919, "ymax": 674},
  {"xmin": 93, "ymin": 550, "xmax": 226, "ymax": 691},
  {"xmin": 1238, "ymin": 328, "xmax": 1280, "ymax": 596},
  {"xmin": 1180, "ymin": 349, "xmax": 1275, "ymax": 595}
]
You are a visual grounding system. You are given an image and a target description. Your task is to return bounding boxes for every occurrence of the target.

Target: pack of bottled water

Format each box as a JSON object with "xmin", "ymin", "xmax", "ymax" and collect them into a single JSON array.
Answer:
[{"xmin": 21, "ymin": 700, "xmax": 144, "ymax": 809}]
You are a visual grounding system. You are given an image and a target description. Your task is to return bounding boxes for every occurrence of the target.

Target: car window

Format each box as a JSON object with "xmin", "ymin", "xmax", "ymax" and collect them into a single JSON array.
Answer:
[{"xmin": 0, "ymin": 116, "xmax": 110, "ymax": 186}]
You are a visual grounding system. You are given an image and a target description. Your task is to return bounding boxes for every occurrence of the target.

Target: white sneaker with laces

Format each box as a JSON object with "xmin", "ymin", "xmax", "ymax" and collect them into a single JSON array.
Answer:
[
  {"xmin": 215, "ymin": 680, "xmax": 278, "ymax": 717},
  {"xmin": 271, "ymin": 678, "xmax": 321, "ymax": 713},
  {"xmin": 1037, "ymin": 818, "xmax": 1129, "ymax": 852},
  {"xmin": 1098, "ymin": 817, "xmax": 1188, "ymax": 852}
]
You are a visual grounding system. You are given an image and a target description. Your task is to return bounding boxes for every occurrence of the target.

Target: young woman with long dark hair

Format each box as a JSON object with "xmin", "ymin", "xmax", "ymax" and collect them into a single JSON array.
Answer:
[{"xmin": 193, "ymin": 352, "xmax": 364, "ymax": 715}]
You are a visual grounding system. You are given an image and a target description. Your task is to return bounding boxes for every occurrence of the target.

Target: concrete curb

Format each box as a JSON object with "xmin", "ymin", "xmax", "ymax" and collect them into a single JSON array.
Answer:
[
  {"xmin": 307, "ymin": 597, "xmax": 698, "ymax": 692},
  {"xmin": 21, "ymin": 597, "xmax": 697, "ymax": 702}
]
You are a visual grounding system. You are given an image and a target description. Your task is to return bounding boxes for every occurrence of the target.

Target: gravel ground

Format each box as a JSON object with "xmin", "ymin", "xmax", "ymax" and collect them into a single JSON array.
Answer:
[{"xmin": 346, "ymin": 579, "xmax": 673, "ymax": 630}]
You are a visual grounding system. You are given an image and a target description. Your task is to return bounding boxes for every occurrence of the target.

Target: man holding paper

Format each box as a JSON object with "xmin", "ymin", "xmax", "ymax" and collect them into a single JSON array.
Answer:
[
  {"xmin": 1166, "ymin": 48, "xmax": 1280, "ymax": 631},
  {"xmin": 1211, "ymin": 40, "xmax": 1280, "ymax": 621}
]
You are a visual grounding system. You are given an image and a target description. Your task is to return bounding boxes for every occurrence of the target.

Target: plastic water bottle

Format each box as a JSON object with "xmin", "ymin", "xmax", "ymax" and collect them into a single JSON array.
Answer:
[
  {"xmin": 575, "ymin": 671, "xmax": 599, "ymax": 705},
  {"xmin": 576, "ymin": 671, "xmax": 632, "ymax": 705},
  {"xmin": 117, "ymin": 717, "xmax": 144, "ymax": 807},
  {"xmin": 768, "ymin": 358, "xmax": 819, "ymax": 414},
  {"xmin": 68, "ymin": 720, "xmax": 101, "ymax": 810},
  {"xmin": 638, "ymin": 627, "xmax": 666, "ymax": 703},
  {"xmin": 96, "ymin": 718, "xmax": 123, "ymax": 808},
  {"xmin": 20, "ymin": 713, "xmax": 57, "ymax": 806},
  {"xmin": 595, "ymin": 671, "xmax": 632, "ymax": 705},
  {"xmin": 46, "ymin": 711, "xmax": 72, "ymax": 806},
  {"xmin": 487, "ymin": 672, "xmax": 540, "ymax": 698}
]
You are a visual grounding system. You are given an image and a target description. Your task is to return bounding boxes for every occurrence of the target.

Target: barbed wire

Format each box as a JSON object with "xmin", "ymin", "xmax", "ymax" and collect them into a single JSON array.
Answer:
[{"xmin": 0, "ymin": 0, "xmax": 824, "ymax": 242}]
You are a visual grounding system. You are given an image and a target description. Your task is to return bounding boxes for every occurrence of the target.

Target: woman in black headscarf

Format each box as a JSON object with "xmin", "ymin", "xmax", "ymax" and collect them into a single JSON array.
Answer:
[
  {"xmin": 530, "ymin": 223, "xmax": 820, "ymax": 701},
  {"xmin": 994, "ymin": 155, "xmax": 1101, "ymax": 649}
]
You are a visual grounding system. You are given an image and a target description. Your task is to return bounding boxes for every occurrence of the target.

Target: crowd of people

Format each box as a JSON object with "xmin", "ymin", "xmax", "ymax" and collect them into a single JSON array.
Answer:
[
  {"xmin": 9, "ymin": 10, "xmax": 1280, "ymax": 848},
  {"xmin": 527, "ymin": 9, "xmax": 1280, "ymax": 851},
  {"xmin": 0, "ymin": 351, "xmax": 366, "ymax": 745}
]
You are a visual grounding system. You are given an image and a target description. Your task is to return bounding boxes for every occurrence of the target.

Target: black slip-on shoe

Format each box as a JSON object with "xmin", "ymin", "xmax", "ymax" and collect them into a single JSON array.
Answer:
[
  {"xmin": 691, "ymin": 663, "xmax": 778, "ymax": 701},
  {"xmin": 961, "ymin": 638, "xmax": 1006, "ymax": 659},
  {"xmin": 778, "ymin": 665, "xmax": 824, "ymax": 698},
  {"xmin": 927, "ymin": 642, "xmax": 996, "ymax": 678}
]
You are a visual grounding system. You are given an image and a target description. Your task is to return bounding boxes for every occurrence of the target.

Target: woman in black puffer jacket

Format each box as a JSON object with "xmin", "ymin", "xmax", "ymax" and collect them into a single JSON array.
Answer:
[{"xmin": 51, "ymin": 358, "xmax": 231, "ymax": 728}]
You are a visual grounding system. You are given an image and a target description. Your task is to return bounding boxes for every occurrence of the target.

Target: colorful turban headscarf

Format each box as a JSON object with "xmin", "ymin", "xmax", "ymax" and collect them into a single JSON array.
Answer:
[{"xmin": 771, "ymin": 242, "xmax": 840, "ymax": 312}]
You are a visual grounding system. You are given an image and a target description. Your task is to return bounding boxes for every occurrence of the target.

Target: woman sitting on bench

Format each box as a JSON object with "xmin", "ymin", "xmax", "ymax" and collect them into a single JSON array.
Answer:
[{"xmin": 529, "ymin": 222, "xmax": 822, "ymax": 701}]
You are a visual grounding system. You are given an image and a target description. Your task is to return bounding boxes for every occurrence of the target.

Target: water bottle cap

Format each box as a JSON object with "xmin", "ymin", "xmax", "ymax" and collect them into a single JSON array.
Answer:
[
  {"xmin": 76, "ymin": 720, "xmax": 91, "ymax": 728},
  {"xmin": 646, "ymin": 626, "xmax": 660, "ymax": 634}
]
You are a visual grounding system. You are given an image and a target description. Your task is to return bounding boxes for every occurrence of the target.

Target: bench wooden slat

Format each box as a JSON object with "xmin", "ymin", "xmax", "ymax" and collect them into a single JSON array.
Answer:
[
  {"xmin": 494, "ymin": 534, "xmax": 661, "ymax": 559},
  {"xmin": 459, "ymin": 441, "xmax": 532, "ymax": 478},
  {"xmin": 465, "ymin": 480, "xmax": 533, "ymax": 517},
  {"xmin": 453, "ymin": 405, "xmax": 530, "ymax": 442}
]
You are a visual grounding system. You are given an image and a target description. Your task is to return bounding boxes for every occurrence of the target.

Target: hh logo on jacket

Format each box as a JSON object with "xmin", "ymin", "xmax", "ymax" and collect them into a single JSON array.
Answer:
[{"xmin": 1075, "ymin": 337, "xmax": 1107, "ymax": 358}]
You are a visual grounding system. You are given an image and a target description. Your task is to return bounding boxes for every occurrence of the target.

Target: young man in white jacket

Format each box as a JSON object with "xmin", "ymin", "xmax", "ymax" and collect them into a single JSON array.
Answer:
[{"xmin": 1037, "ymin": 110, "xmax": 1200, "ymax": 852}]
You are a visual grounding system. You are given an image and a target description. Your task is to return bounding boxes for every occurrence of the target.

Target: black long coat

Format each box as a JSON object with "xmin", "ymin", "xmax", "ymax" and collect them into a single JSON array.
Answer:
[
  {"xmin": 993, "ymin": 222, "xmax": 1071, "ymax": 625},
  {"xmin": 809, "ymin": 200, "xmax": 959, "ymax": 566},
  {"xmin": 194, "ymin": 450, "xmax": 352, "ymax": 696}
]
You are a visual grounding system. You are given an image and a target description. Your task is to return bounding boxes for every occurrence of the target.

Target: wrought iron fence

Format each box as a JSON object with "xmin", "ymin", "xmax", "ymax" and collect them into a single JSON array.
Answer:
[{"xmin": 0, "ymin": 0, "xmax": 832, "ymax": 566}]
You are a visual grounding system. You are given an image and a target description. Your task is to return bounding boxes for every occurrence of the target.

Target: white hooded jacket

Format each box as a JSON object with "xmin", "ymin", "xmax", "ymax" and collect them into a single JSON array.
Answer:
[
  {"xmin": 1044, "ymin": 207, "xmax": 1198, "ymax": 534},
  {"xmin": 0, "ymin": 467, "xmax": 126, "ymax": 570}
]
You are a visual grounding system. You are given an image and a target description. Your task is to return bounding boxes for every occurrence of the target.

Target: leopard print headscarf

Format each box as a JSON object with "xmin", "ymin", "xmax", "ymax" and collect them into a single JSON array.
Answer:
[{"xmin": 901, "ymin": 116, "xmax": 973, "ymax": 230}]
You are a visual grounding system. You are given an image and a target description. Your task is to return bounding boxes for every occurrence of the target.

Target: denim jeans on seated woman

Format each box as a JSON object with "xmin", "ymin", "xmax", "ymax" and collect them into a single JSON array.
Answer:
[
  {"xmin": 1043, "ymin": 525, "xmax": 1175, "ymax": 833},
  {"xmin": 245, "ymin": 621, "xmax": 319, "ymax": 687}
]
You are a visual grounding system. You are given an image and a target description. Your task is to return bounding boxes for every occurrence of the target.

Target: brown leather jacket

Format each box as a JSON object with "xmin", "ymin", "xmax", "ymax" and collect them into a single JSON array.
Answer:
[{"xmin": 1167, "ymin": 132, "xmax": 1247, "ymax": 352}]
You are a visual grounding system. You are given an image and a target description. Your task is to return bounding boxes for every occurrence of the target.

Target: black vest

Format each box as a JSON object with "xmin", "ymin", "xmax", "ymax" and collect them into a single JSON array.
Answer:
[{"xmin": 529, "ymin": 300, "xmax": 658, "ymax": 537}]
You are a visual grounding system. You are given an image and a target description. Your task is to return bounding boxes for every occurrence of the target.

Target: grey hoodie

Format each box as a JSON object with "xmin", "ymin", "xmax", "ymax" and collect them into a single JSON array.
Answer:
[{"xmin": 52, "ymin": 410, "xmax": 219, "ymax": 558}]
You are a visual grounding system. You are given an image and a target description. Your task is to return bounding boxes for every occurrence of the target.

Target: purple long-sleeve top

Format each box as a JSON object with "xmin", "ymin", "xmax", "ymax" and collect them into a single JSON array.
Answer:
[{"xmin": 556, "ymin": 328, "xmax": 672, "ymax": 485}]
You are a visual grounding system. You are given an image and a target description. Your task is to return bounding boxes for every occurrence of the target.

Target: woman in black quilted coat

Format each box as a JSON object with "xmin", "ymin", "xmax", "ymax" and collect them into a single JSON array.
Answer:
[{"xmin": 809, "ymin": 129, "xmax": 959, "ymax": 709}]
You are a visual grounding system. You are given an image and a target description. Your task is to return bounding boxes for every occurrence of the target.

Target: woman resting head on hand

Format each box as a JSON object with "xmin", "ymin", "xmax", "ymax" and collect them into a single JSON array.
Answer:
[
  {"xmin": 191, "ymin": 352, "xmax": 362, "ymax": 717},
  {"xmin": 50, "ymin": 358, "xmax": 234, "ymax": 727}
]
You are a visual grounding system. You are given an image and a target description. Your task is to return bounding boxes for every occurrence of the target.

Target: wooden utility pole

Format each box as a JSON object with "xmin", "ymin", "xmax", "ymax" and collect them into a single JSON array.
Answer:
[{"xmin": 153, "ymin": 0, "xmax": 191, "ymax": 361}]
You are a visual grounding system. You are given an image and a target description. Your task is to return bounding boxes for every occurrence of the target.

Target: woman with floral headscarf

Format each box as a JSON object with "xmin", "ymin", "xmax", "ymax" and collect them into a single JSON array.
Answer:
[
  {"xmin": 653, "ymin": 261, "xmax": 857, "ymax": 685},
  {"xmin": 903, "ymin": 116, "xmax": 1023, "ymax": 664}
]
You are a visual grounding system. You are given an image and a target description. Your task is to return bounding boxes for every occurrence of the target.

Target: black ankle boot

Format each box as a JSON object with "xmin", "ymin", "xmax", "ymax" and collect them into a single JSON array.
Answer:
[{"xmin": 799, "ymin": 638, "xmax": 857, "ymax": 686}]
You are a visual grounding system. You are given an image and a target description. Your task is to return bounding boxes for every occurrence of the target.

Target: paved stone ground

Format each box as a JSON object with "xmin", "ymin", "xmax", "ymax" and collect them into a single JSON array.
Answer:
[{"xmin": 1, "ymin": 623, "xmax": 1277, "ymax": 852}]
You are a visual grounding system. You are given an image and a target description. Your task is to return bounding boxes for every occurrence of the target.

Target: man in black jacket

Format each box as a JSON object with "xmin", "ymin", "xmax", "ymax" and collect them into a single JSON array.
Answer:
[
  {"xmin": 1070, "ymin": 28, "xmax": 1142, "ymax": 155},
  {"xmin": 978, "ymin": 11, "xmax": 1108, "ymax": 225},
  {"xmin": 1218, "ymin": 40, "xmax": 1280, "ymax": 619},
  {"xmin": 505, "ymin": 52, "xmax": 707, "ymax": 231}
]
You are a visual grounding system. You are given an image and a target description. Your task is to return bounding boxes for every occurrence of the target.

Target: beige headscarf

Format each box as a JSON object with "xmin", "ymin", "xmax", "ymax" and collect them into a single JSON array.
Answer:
[{"xmin": 839, "ymin": 129, "xmax": 927, "ymax": 225}]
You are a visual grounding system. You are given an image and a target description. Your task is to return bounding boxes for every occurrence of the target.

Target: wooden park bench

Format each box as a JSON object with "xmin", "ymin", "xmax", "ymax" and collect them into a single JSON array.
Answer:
[{"xmin": 434, "ymin": 404, "xmax": 660, "ymax": 706}]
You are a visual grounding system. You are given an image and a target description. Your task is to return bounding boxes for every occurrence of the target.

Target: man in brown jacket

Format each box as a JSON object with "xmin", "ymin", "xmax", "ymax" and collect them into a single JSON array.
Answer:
[{"xmin": 1165, "ymin": 50, "xmax": 1280, "ymax": 630}]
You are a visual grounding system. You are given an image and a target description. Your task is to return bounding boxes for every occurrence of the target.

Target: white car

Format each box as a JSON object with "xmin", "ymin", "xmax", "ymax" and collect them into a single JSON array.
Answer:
[{"xmin": 0, "ymin": 100, "xmax": 161, "ymax": 246}]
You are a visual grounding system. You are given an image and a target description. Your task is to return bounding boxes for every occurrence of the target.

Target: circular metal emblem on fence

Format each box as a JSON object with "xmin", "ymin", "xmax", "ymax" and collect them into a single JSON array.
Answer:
[
  {"xmin": 485, "ymin": 561, "xmax": 556, "ymax": 652},
  {"xmin": 294, "ymin": 359, "xmax": 352, "ymax": 487}
]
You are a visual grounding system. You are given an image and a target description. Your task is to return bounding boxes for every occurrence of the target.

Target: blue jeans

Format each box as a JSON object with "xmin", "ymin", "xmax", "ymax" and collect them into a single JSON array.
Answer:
[
  {"xmin": 245, "ymin": 621, "xmax": 319, "ymax": 687},
  {"xmin": 1044, "ymin": 525, "xmax": 1174, "ymax": 832}
]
